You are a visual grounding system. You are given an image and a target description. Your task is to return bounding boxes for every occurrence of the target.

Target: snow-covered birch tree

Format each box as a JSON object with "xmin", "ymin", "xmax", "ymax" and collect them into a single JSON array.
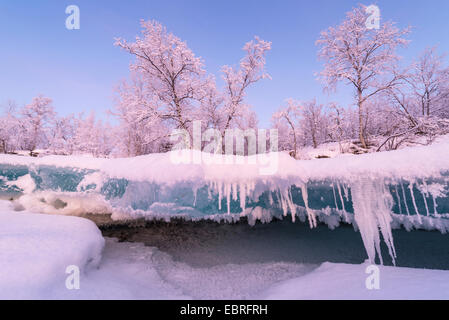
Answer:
[
  {"xmin": 220, "ymin": 37, "xmax": 271, "ymax": 135},
  {"xmin": 272, "ymin": 100, "xmax": 301, "ymax": 157},
  {"xmin": 408, "ymin": 47, "xmax": 449, "ymax": 118},
  {"xmin": 48, "ymin": 114, "xmax": 75, "ymax": 155},
  {"xmin": 115, "ymin": 20, "xmax": 208, "ymax": 143},
  {"xmin": 20, "ymin": 95, "xmax": 55, "ymax": 155},
  {"xmin": 316, "ymin": 4, "xmax": 410, "ymax": 148},
  {"xmin": 113, "ymin": 73, "xmax": 170, "ymax": 156},
  {"xmin": 300, "ymin": 99, "xmax": 328, "ymax": 149},
  {"xmin": 0, "ymin": 101, "xmax": 21, "ymax": 153}
]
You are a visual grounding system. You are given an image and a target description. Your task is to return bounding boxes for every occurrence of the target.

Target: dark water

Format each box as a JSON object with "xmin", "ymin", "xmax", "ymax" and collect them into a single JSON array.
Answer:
[{"xmin": 100, "ymin": 217, "xmax": 449, "ymax": 270}]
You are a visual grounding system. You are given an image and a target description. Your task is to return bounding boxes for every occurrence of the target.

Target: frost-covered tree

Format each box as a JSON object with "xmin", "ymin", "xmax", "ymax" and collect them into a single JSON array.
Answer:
[
  {"xmin": 48, "ymin": 115, "xmax": 75, "ymax": 155},
  {"xmin": 272, "ymin": 99, "xmax": 330, "ymax": 155},
  {"xmin": 316, "ymin": 4, "xmax": 410, "ymax": 148},
  {"xmin": 113, "ymin": 74, "xmax": 170, "ymax": 156},
  {"xmin": 0, "ymin": 101, "xmax": 21, "ymax": 153},
  {"xmin": 376, "ymin": 48, "xmax": 449, "ymax": 150},
  {"xmin": 327, "ymin": 103, "xmax": 347, "ymax": 151},
  {"xmin": 220, "ymin": 37, "xmax": 271, "ymax": 135},
  {"xmin": 97, "ymin": 121, "xmax": 115, "ymax": 157},
  {"xmin": 271, "ymin": 100, "xmax": 301, "ymax": 157},
  {"xmin": 384, "ymin": 81, "xmax": 419, "ymax": 129},
  {"xmin": 20, "ymin": 95, "xmax": 55, "ymax": 155},
  {"xmin": 300, "ymin": 100, "xmax": 328, "ymax": 149},
  {"xmin": 115, "ymin": 20, "xmax": 208, "ymax": 140},
  {"xmin": 196, "ymin": 36, "xmax": 270, "ymax": 141},
  {"xmin": 116, "ymin": 22, "xmax": 269, "ymax": 153},
  {"xmin": 71, "ymin": 112, "xmax": 113, "ymax": 157},
  {"xmin": 198, "ymin": 78, "xmax": 225, "ymax": 131},
  {"xmin": 408, "ymin": 47, "xmax": 449, "ymax": 118}
]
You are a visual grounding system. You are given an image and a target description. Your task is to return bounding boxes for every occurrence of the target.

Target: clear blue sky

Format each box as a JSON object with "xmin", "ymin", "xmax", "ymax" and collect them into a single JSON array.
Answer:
[{"xmin": 0, "ymin": 0, "xmax": 448, "ymax": 127}]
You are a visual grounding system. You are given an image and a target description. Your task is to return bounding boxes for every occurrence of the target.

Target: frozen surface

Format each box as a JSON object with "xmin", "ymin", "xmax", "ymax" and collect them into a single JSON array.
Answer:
[
  {"xmin": 258, "ymin": 262, "xmax": 449, "ymax": 300},
  {"xmin": 102, "ymin": 219, "xmax": 449, "ymax": 270},
  {"xmin": 8, "ymin": 233, "xmax": 449, "ymax": 300},
  {"xmin": 51, "ymin": 238, "xmax": 190, "ymax": 300}
]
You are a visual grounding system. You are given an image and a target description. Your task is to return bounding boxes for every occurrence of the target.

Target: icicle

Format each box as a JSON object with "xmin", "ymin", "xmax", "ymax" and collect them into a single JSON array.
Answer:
[
  {"xmin": 337, "ymin": 183, "xmax": 349, "ymax": 222},
  {"xmin": 343, "ymin": 185, "xmax": 349, "ymax": 202},
  {"xmin": 332, "ymin": 183, "xmax": 339, "ymax": 210},
  {"xmin": 268, "ymin": 190, "xmax": 274, "ymax": 206},
  {"xmin": 420, "ymin": 188, "xmax": 430, "ymax": 217},
  {"xmin": 207, "ymin": 182, "xmax": 212, "ymax": 200},
  {"xmin": 400, "ymin": 183, "xmax": 410, "ymax": 216},
  {"xmin": 420, "ymin": 180, "xmax": 431, "ymax": 217},
  {"xmin": 286, "ymin": 187, "xmax": 296, "ymax": 222},
  {"xmin": 423, "ymin": 180, "xmax": 444, "ymax": 216},
  {"xmin": 337, "ymin": 183, "xmax": 346, "ymax": 212},
  {"xmin": 226, "ymin": 183, "xmax": 231, "ymax": 215},
  {"xmin": 239, "ymin": 182, "xmax": 246, "ymax": 212},
  {"xmin": 218, "ymin": 181, "xmax": 222, "ymax": 211},
  {"xmin": 279, "ymin": 189, "xmax": 289, "ymax": 217},
  {"xmin": 351, "ymin": 178, "xmax": 396, "ymax": 265},
  {"xmin": 432, "ymin": 195, "xmax": 439, "ymax": 215},
  {"xmin": 301, "ymin": 184, "xmax": 317, "ymax": 228},
  {"xmin": 408, "ymin": 182, "xmax": 423, "ymax": 224},
  {"xmin": 248, "ymin": 181, "xmax": 255, "ymax": 196},
  {"xmin": 394, "ymin": 185, "xmax": 402, "ymax": 214},
  {"xmin": 193, "ymin": 187, "xmax": 198, "ymax": 207},
  {"xmin": 232, "ymin": 183, "xmax": 238, "ymax": 201}
]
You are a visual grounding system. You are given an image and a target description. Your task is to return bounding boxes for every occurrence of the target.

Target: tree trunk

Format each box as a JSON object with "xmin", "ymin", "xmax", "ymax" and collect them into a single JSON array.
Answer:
[
  {"xmin": 358, "ymin": 89, "xmax": 367, "ymax": 149},
  {"xmin": 285, "ymin": 117, "xmax": 297, "ymax": 158},
  {"xmin": 312, "ymin": 130, "xmax": 318, "ymax": 149}
]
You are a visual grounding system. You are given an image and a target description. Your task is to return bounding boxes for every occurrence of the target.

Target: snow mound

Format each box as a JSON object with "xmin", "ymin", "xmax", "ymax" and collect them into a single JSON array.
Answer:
[{"xmin": 0, "ymin": 201, "xmax": 105, "ymax": 299}]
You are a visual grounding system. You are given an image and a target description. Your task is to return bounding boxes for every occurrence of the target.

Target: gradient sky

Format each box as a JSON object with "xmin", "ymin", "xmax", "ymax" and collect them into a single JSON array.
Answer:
[{"xmin": 0, "ymin": 0, "xmax": 448, "ymax": 127}]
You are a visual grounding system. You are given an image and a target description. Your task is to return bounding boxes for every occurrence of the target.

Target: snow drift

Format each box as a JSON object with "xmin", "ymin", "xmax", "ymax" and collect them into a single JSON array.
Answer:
[
  {"xmin": 0, "ymin": 201, "xmax": 104, "ymax": 299},
  {"xmin": 258, "ymin": 262, "xmax": 449, "ymax": 300},
  {"xmin": 1, "ymin": 139, "xmax": 449, "ymax": 265}
]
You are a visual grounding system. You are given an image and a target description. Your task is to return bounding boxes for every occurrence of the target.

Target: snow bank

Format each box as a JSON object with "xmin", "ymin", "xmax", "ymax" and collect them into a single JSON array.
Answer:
[
  {"xmin": 258, "ymin": 262, "xmax": 449, "ymax": 300},
  {"xmin": 0, "ymin": 201, "xmax": 105, "ymax": 299},
  {"xmin": 1, "ymin": 136, "xmax": 449, "ymax": 183}
]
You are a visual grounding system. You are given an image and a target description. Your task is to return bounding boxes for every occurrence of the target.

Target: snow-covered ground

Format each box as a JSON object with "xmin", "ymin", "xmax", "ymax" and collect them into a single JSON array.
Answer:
[
  {"xmin": 259, "ymin": 262, "xmax": 449, "ymax": 300},
  {"xmin": 295, "ymin": 134, "xmax": 449, "ymax": 160},
  {"xmin": 2, "ymin": 200, "xmax": 449, "ymax": 300},
  {"xmin": 0, "ymin": 201, "xmax": 104, "ymax": 299}
]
